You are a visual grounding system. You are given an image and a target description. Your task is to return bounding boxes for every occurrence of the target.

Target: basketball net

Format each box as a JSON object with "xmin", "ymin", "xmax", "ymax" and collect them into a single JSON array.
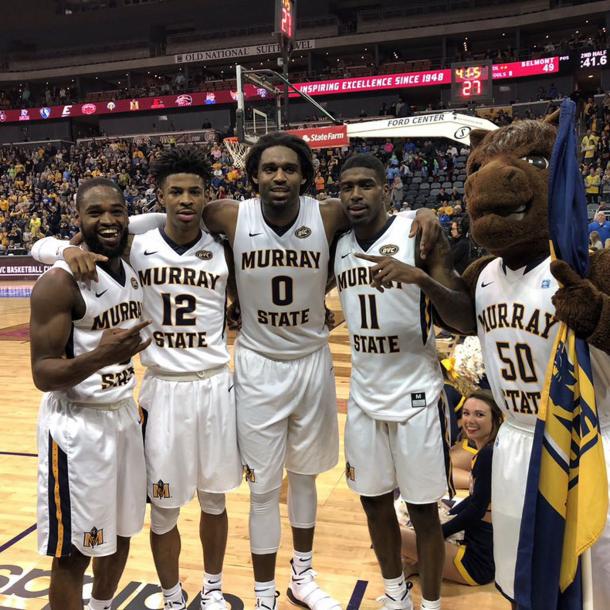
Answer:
[{"xmin": 223, "ymin": 137, "xmax": 250, "ymax": 169}]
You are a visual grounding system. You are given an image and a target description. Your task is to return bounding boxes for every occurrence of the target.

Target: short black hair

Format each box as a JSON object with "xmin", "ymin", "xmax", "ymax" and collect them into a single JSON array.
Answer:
[
  {"xmin": 244, "ymin": 132, "xmax": 314, "ymax": 195},
  {"xmin": 340, "ymin": 153, "xmax": 386, "ymax": 185},
  {"xmin": 150, "ymin": 145, "xmax": 212, "ymax": 187},
  {"xmin": 76, "ymin": 178, "xmax": 124, "ymax": 210}
]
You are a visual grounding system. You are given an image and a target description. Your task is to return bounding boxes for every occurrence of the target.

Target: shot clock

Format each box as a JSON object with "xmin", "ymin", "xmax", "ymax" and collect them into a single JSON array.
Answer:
[
  {"xmin": 275, "ymin": 0, "xmax": 296, "ymax": 42},
  {"xmin": 451, "ymin": 60, "xmax": 493, "ymax": 103}
]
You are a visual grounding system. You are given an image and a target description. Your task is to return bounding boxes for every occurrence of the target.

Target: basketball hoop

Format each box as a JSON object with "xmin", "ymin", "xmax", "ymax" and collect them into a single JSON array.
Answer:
[{"xmin": 223, "ymin": 137, "xmax": 251, "ymax": 170}]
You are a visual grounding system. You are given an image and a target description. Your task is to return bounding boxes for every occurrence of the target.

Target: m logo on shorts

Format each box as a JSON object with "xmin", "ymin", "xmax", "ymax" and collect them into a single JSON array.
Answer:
[
  {"xmin": 153, "ymin": 480, "xmax": 171, "ymax": 498},
  {"xmin": 411, "ymin": 392, "xmax": 427, "ymax": 408},
  {"xmin": 243, "ymin": 465, "xmax": 256, "ymax": 483},
  {"xmin": 345, "ymin": 462, "xmax": 355, "ymax": 481},
  {"xmin": 83, "ymin": 527, "xmax": 104, "ymax": 548}
]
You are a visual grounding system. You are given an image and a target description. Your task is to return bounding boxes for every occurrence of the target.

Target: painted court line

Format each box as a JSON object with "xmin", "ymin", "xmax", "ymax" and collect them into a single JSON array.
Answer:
[
  {"xmin": 0, "ymin": 524, "xmax": 37, "ymax": 554},
  {"xmin": 0, "ymin": 451, "xmax": 37, "ymax": 457},
  {"xmin": 347, "ymin": 579, "xmax": 368, "ymax": 610}
]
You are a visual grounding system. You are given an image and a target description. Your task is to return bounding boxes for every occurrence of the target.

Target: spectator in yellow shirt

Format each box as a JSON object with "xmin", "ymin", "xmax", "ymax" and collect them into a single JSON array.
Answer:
[
  {"xmin": 581, "ymin": 129, "xmax": 599, "ymax": 161},
  {"xmin": 585, "ymin": 166, "xmax": 601, "ymax": 204},
  {"xmin": 29, "ymin": 212, "xmax": 42, "ymax": 237}
]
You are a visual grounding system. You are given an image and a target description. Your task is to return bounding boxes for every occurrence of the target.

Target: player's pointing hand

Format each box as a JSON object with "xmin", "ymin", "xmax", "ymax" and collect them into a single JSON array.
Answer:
[{"xmin": 355, "ymin": 252, "xmax": 425, "ymax": 291}]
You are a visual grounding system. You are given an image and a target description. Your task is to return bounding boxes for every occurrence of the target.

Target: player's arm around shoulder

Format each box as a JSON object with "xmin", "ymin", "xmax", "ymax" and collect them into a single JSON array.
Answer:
[
  {"xmin": 414, "ymin": 233, "xmax": 477, "ymax": 335},
  {"xmin": 202, "ymin": 198, "xmax": 240, "ymax": 246},
  {"xmin": 320, "ymin": 199, "xmax": 441, "ymax": 258},
  {"xmin": 550, "ymin": 250, "xmax": 610, "ymax": 353},
  {"xmin": 31, "ymin": 235, "xmax": 132, "ymax": 283},
  {"xmin": 30, "ymin": 268, "xmax": 151, "ymax": 392},
  {"xmin": 319, "ymin": 197, "xmax": 350, "ymax": 244}
]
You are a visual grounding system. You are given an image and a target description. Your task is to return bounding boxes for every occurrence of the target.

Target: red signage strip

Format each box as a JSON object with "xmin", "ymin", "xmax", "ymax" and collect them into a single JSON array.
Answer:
[
  {"xmin": 292, "ymin": 69, "xmax": 450, "ymax": 97},
  {"xmin": 0, "ymin": 57, "xmax": 559, "ymax": 124},
  {"xmin": 491, "ymin": 57, "xmax": 558, "ymax": 80},
  {"xmin": 288, "ymin": 125, "xmax": 349, "ymax": 149}
]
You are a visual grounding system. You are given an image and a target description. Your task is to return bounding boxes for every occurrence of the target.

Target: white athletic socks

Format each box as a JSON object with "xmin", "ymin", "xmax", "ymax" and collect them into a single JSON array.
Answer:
[
  {"xmin": 88, "ymin": 598, "xmax": 112, "ymax": 610},
  {"xmin": 203, "ymin": 571, "xmax": 223, "ymax": 594},
  {"xmin": 254, "ymin": 579, "xmax": 277, "ymax": 610},
  {"xmin": 162, "ymin": 582, "xmax": 185, "ymax": 607},
  {"xmin": 292, "ymin": 549, "xmax": 313, "ymax": 573},
  {"xmin": 383, "ymin": 574, "xmax": 408, "ymax": 599},
  {"xmin": 382, "ymin": 575, "xmax": 412, "ymax": 609},
  {"xmin": 420, "ymin": 598, "xmax": 441, "ymax": 610}
]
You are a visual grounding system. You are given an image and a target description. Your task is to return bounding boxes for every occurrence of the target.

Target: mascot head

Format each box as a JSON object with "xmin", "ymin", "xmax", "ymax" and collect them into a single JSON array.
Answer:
[{"xmin": 465, "ymin": 116, "xmax": 558, "ymax": 268}]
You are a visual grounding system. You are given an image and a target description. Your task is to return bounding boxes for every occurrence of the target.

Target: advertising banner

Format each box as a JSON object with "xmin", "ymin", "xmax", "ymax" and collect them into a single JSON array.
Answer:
[
  {"xmin": 0, "ymin": 256, "xmax": 50, "ymax": 279},
  {"xmin": 288, "ymin": 125, "xmax": 349, "ymax": 148},
  {"xmin": 345, "ymin": 112, "xmax": 498, "ymax": 145},
  {"xmin": 0, "ymin": 57, "xmax": 560, "ymax": 124}
]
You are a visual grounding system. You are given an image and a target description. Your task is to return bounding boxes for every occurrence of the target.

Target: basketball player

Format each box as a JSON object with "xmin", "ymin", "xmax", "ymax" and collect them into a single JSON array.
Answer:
[
  {"xmin": 334, "ymin": 154, "xmax": 473, "ymax": 610},
  {"xmin": 31, "ymin": 147, "xmax": 243, "ymax": 610},
  {"xmin": 30, "ymin": 178, "xmax": 150, "ymax": 610}
]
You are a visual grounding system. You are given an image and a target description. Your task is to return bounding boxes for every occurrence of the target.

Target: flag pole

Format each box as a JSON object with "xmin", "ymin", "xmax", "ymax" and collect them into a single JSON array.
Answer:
[{"xmin": 582, "ymin": 549, "xmax": 594, "ymax": 610}]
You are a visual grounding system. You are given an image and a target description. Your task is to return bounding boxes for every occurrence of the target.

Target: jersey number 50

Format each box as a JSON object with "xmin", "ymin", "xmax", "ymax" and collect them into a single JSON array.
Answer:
[{"xmin": 495, "ymin": 341, "xmax": 537, "ymax": 383}]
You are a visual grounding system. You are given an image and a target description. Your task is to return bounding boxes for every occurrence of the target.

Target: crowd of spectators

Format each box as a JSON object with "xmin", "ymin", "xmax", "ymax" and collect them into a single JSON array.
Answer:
[
  {"xmin": 0, "ymin": 138, "xmax": 249, "ymax": 254},
  {"xmin": 0, "ymin": 134, "xmax": 474, "ymax": 256},
  {"xmin": 2, "ymin": 85, "xmax": 607, "ymax": 258},
  {"xmin": 580, "ymin": 94, "xmax": 610, "ymax": 209}
]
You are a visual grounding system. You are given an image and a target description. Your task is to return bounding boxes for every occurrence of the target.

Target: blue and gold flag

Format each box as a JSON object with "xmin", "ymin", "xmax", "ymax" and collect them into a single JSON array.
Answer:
[{"xmin": 514, "ymin": 99, "xmax": 608, "ymax": 609}]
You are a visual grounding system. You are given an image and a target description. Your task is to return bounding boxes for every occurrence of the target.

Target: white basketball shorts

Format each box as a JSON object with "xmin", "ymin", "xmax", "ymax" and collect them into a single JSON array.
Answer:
[
  {"xmin": 37, "ymin": 393, "xmax": 146, "ymax": 558},
  {"xmin": 591, "ymin": 425, "xmax": 610, "ymax": 609},
  {"xmin": 344, "ymin": 396, "xmax": 451, "ymax": 503},
  {"xmin": 491, "ymin": 419, "xmax": 534, "ymax": 601},
  {"xmin": 139, "ymin": 367, "xmax": 242, "ymax": 507},
  {"xmin": 235, "ymin": 343, "xmax": 339, "ymax": 493},
  {"xmin": 493, "ymin": 420, "xmax": 610, "ymax": 604}
]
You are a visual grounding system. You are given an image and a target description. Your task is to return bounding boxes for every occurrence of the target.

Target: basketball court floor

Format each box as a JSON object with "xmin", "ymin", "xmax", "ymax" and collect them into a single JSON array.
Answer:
[{"xmin": 0, "ymin": 283, "xmax": 506, "ymax": 609}]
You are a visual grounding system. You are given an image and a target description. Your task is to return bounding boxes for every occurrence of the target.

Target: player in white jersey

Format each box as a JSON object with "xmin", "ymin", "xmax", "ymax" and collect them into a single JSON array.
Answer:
[
  {"xmin": 30, "ymin": 178, "xmax": 150, "ymax": 610},
  {"xmin": 33, "ymin": 148, "xmax": 242, "ymax": 610},
  {"xmin": 203, "ymin": 133, "xmax": 440, "ymax": 610},
  {"xmin": 334, "ymin": 154, "xmax": 474, "ymax": 610}
]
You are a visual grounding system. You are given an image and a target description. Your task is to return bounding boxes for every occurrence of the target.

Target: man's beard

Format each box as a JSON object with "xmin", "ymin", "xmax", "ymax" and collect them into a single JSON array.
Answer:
[{"xmin": 81, "ymin": 227, "xmax": 128, "ymax": 258}]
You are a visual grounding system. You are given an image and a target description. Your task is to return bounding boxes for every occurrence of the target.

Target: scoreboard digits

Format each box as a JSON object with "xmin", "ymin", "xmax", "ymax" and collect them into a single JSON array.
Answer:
[
  {"xmin": 450, "ymin": 61, "xmax": 493, "ymax": 103},
  {"xmin": 276, "ymin": 0, "xmax": 296, "ymax": 41}
]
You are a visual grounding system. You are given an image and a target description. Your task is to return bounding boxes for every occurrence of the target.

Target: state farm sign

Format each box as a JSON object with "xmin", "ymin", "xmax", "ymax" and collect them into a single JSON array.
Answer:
[{"xmin": 288, "ymin": 125, "xmax": 349, "ymax": 149}]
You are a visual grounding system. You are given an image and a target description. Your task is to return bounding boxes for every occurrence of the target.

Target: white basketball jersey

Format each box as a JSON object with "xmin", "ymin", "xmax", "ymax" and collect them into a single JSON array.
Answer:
[
  {"xmin": 49, "ymin": 260, "xmax": 143, "ymax": 404},
  {"xmin": 233, "ymin": 196, "xmax": 329, "ymax": 360},
  {"xmin": 335, "ymin": 215, "xmax": 443, "ymax": 421},
  {"xmin": 476, "ymin": 256, "xmax": 610, "ymax": 429},
  {"xmin": 129, "ymin": 228, "xmax": 229, "ymax": 374}
]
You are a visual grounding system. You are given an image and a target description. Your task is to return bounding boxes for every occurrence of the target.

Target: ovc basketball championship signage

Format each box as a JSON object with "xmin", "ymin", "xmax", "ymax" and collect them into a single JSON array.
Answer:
[{"xmin": 0, "ymin": 256, "xmax": 50, "ymax": 279}]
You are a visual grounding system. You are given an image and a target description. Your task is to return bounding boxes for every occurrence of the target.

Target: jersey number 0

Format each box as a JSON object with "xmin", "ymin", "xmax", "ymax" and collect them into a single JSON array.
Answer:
[{"xmin": 271, "ymin": 276, "xmax": 294, "ymax": 306}]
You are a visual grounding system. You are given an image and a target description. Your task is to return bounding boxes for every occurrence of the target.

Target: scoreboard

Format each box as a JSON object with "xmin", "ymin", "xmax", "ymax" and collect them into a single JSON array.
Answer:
[{"xmin": 450, "ymin": 61, "xmax": 493, "ymax": 103}]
